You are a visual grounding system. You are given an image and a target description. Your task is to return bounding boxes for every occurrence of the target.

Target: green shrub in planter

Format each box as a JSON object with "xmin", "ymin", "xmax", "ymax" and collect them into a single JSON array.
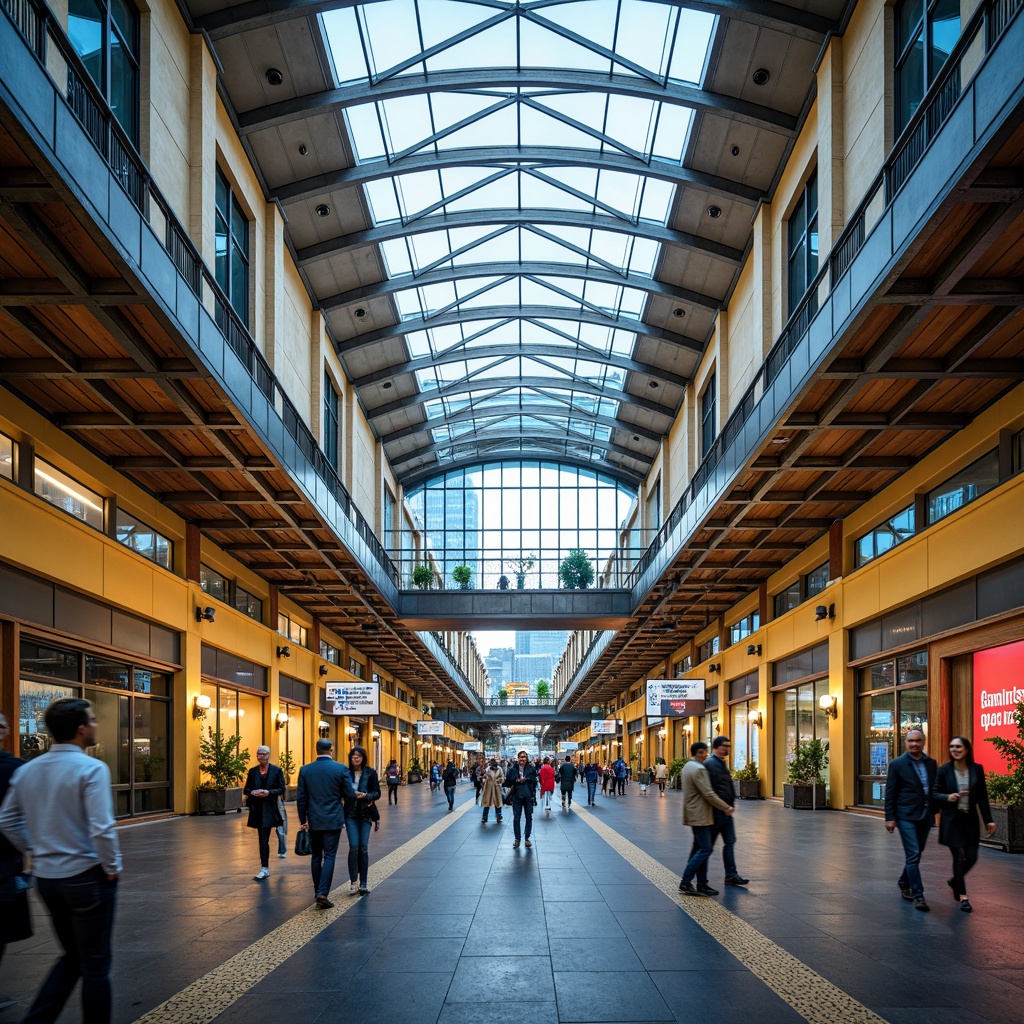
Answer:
[
  {"xmin": 452, "ymin": 564, "xmax": 473, "ymax": 589},
  {"xmin": 412, "ymin": 564, "xmax": 434, "ymax": 589}
]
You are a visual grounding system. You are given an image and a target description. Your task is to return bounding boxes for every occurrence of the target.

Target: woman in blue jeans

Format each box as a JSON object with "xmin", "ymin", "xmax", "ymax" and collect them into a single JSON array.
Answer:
[{"xmin": 343, "ymin": 746, "xmax": 380, "ymax": 895}]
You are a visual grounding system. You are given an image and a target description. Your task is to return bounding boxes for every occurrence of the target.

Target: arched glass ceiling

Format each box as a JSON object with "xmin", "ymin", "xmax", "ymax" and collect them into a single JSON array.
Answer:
[{"xmin": 320, "ymin": 0, "xmax": 718, "ymax": 483}]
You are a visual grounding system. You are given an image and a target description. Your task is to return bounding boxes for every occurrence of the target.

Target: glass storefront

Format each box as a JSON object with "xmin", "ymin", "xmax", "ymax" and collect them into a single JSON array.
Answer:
[
  {"xmin": 774, "ymin": 678, "xmax": 831, "ymax": 797},
  {"xmin": 200, "ymin": 680, "xmax": 264, "ymax": 764},
  {"xmin": 856, "ymin": 650, "xmax": 928, "ymax": 806},
  {"xmin": 731, "ymin": 701, "xmax": 760, "ymax": 771}
]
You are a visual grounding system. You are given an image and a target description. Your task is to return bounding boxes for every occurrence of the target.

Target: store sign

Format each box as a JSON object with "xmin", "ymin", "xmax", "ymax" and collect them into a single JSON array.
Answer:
[
  {"xmin": 646, "ymin": 679, "xmax": 705, "ymax": 717},
  {"xmin": 660, "ymin": 698, "xmax": 706, "ymax": 719},
  {"xmin": 974, "ymin": 640, "xmax": 1024, "ymax": 775},
  {"xmin": 463, "ymin": 741, "xmax": 482, "ymax": 751},
  {"xmin": 326, "ymin": 682, "xmax": 379, "ymax": 715},
  {"xmin": 559, "ymin": 742, "xmax": 579, "ymax": 751},
  {"xmin": 416, "ymin": 720, "xmax": 445, "ymax": 735},
  {"xmin": 590, "ymin": 719, "xmax": 619, "ymax": 735}
]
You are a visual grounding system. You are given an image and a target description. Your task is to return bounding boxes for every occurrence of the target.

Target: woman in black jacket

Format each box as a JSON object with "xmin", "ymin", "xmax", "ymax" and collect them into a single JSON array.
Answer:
[
  {"xmin": 933, "ymin": 736, "xmax": 996, "ymax": 912},
  {"xmin": 504, "ymin": 749, "xmax": 538, "ymax": 848},
  {"xmin": 343, "ymin": 746, "xmax": 381, "ymax": 895},
  {"xmin": 243, "ymin": 745, "xmax": 285, "ymax": 881}
]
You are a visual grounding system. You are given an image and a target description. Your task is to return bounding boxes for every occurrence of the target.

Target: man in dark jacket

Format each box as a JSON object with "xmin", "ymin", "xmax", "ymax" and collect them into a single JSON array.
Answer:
[
  {"xmin": 297, "ymin": 738, "xmax": 355, "ymax": 908},
  {"xmin": 558, "ymin": 755, "xmax": 577, "ymax": 811},
  {"xmin": 442, "ymin": 761, "xmax": 460, "ymax": 811},
  {"xmin": 884, "ymin": 728, "xmax": 937, "ymax": 911},
  {"xmin": 699, "ymin": 736, "xmax": 749, "ymax": 886}
]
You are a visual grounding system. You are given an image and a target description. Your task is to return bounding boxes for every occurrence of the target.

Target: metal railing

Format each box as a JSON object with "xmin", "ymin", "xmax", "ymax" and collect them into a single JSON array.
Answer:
[
  {"xmin": 0, "ymin": 0, "xmax": 400, "ymax": 590},
  {"xmin": 623, "ymin": 0, "xmax": 1022, "ymax": 592}
]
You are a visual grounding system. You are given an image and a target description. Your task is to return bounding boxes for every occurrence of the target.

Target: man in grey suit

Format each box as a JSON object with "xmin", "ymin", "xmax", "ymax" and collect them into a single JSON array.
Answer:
[{"xmin": 297, "ymin": 738, "xmax": 354, "ymax": 909}]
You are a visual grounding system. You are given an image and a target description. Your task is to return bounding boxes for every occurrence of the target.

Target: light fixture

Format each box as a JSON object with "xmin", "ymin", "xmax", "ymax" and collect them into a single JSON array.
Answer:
[
  {"xmin": 707, "ymin": 205, "xmax": 722, "ymax": 219},
  {"xmin": 752, "ymin": 67, "xmax": 771, "ymax": 86},
  {"xmin": 708, "ymin": 663, "xmax": 720, "ymax": 673},
  {"xmin": 192, "ymin": 694, "xmax": 211, "ymax": 720},
  {"xmin": 819, "ymin": 694, "xmax": 838, "ymax": 719},
  {"xmin": 265, "ymin": 67, "xmax": 283, "ymax": 85},
  {"xmin": 195, "ymin": 606, "xmax": 215, "ymax": 623},
  {"xmin": 672, "ymin": 307, "xmax": 685, "ymax": 318},
  {"xmin": 317, "ymin": 720, "xmax": 330, "ymax": 737},
  {"xmin": 648, "ymin": 380, "xmax": 659, "ymax": 389},
  {"xmin": 315, "ymin": 203, "xmax": 330, "ymax": 217},
  {"xmin": 382, "ymin": 381, "xmax": 393, "ymax": 389},
  {"xmin": 746, "ymin": 643, "xmax": 762, "ymax": 656},
  {"xmin": 298, "ymin": 143, "xmax": 307, "ymax": 155},
  {"xmin": 345, "ymin": 725, "xmax": 357, "ymax": 735},
  {"xmin": 814, "ymin": 603, "xmax": 835, "ymax": 622},
  {"xmin": 657, "ymin": 728, "xmax": 667, "ymax": 738},
  {"xmin": 276, "ymin": 645, "xmax": 291, "ymax": 658},
  {"xmin": 354, "ymin": 307, "xmax": 367, "ymax": 318},
  {"xmin": 372, "ymin": 730, "xmax": 381, "ymax": 739},
  {"xmin": 275, "ymin": 712, "xmax": 290, "ymax": 730},
  {"xmin": 711, "ymin": 717, "xmax": 720, "ymax": 734},
  {"xmin": 319, "ymin": 665, "xmax": 329, "ymax": 676},
  {"xmin": 400, "ymin": 735, "xmax": 410, "ymax": 744},
  {"xmin": 749, "ymin": 710, "xmax": 763, "ymax": 729},
  {"xmin": 771, "ymin": 436, "xmax": 789, "ymax": 445},
  {"xmin": 731, "ymin": 145, "xmax": 740, "ymax": 156}
]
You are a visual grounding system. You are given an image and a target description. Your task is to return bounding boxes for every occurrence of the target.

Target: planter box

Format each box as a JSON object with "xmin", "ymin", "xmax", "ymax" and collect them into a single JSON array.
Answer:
[
  {"xmin": 196, "ymin": 787, "xmax": 243, "ymax": 815},
  {"xmin": 406, "ymin": 773, "xmax": 423, "ymax": 784},
  {"xmin": 736, "ymin": 780, "xmax": 762, "ymax": 800},
  {"xmin": 670, "ymin": 776, "xmax": 682, "ymax": 790},
  {"xmin": 982, "ymin": 802, "xmax": 1024, "ymax": 852},
  {"xmin": 783, "ymin": 783, "xmax": 826, "ymax": 809}
]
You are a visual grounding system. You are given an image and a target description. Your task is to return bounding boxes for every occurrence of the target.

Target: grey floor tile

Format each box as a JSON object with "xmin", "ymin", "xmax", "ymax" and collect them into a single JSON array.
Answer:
[
  {"xmin": 445, "ymin": 955, "xmax": 554, "ymax": 1002},
  {"xmin": 552, "ymin": 971, "xmax": 674, "ymax": 1022}
]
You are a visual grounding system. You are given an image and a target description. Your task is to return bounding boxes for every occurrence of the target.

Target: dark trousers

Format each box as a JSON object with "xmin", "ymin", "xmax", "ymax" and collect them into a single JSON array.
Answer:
[
  {"xmin": 616, "ymin": 777, "xmax": 626, "ymax": 795},
  {"xmin": 681, "ymin": 825, "xmax": 713, "ymax": 884},
  {"xmin": 709, "ymin": 810, "xmax": 739, "ymax": 877},
  {"xmin": 587, "ymin": 780, "xmax": 598, "ymax": 804},
  {"xmin": 473, "ymin": 780, "xmax": 482, "ymax": 803},
  {"xmin": 345, "ymin": 818, "xmax": 372, "ymax": 887},
  {"xmin": 445, "ymin": 785, "xmax": 456, "ymax": 809},
  {"xmin": 511, "ymin": 795, "xmax": 533, "ymax": 841},
  {"xmin": 896, "ymin": 818, "xmax": 932, "ymax": 898},
  {"xmin": 256, "ymin": 826, "xmax": 272, "ymax": 867},
  {"xmin": 387, "ymin": 782, "xmax": 399, "ymax": 804},
  {"xmin": 25, "ymin": 866, "xmax": 117, "ymax": 1024},
  {"xmin": 309, "ymin": 829, "xmax": 341, "ymax": 898}
]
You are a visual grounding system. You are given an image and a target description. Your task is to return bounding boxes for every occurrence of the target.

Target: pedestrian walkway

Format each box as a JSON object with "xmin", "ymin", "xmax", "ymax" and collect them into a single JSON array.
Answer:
[{"xmin": 1, "ymin": 781, "xmax": 1022, "ymax": 1024}]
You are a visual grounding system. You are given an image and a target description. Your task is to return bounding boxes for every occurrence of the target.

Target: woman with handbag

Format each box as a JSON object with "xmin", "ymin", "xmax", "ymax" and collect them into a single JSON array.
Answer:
[
  {"xmin": 243, "ymin": 746, "xmax": 285, "ymax": 881},
  {"xmin": 480, "ymin": 759, "xmax": 504, "ymax": 824},
  {"xmin": 933, "ymin": 736, "xmax": 996, "ymax": 913},
  {"xmin": 503, "ymin": 749, "xmax": 538, "ymax": 848},
  {"xmin": 343, "ymin": 746, "xmax": 381, "ymax": 895}
]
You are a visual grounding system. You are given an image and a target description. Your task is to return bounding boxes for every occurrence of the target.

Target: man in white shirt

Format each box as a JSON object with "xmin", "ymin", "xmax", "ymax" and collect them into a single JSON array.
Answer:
[{"xmin": 0, "ymin": 697, "xmax": 121, "ymax": 1024}]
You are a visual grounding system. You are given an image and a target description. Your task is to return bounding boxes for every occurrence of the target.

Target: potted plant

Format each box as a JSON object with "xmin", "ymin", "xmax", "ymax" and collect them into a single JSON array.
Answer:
[
  {"xmin": 509, "ymin": 554, "xmax": 536, "ymax": 589},
  {"xmin": 497, "ymin": 574, "xmax": 510, "ymax": 590},
  {"xmin": 452, "ymin": 564, "xmax": 473, "ymax": 589},
  {"xmin": 498, "ymin": 688, "xmax": 509, "ymax": 704},
  {"xmin": 279, "ymin": 749, "xmax": 297, "ymax": 802},
  {"xmin": 558, "ymin": 548, "xmax": 594, "ymax": 589},
  {"xmin": 412, "ymin": 564, "xmax": 434, "ymax": 589},
  {"xmin": 536, "ymin": 680, "xmax": 550, "ymax": 701},
  {"xmin": 783, "ymin": 738, "xmax": 829, "ymax": 809},
  {"xmin": 984, "ymin": 699, "xmax": 1024, "ymax": 852},
  {"xmin": 668, "ymin": 756, "xmax": 686, "ymax": 790},
  {"xmin": 406, "ymin": 756, "xmax": 424, "ymax": 784},
  {"xmin": 196, "ymin": 728, "xmax": 250, "ymax": 814},
  {"xmin": 732, "ymin": 759, "xmax": 762, "ymax": 799}
]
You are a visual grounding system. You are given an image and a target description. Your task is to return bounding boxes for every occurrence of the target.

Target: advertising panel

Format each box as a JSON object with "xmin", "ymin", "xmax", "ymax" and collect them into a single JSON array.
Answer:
[
  {"xmin": 326, "ymin": 682, "xmax": 380, "ymax": 716},
  {"xmin": 974, "ymin": 640, "xmax": 1024, "ymax": 775},
  {"xmin": 463, "ymin": 741, "xmax": 482, "ymax": 751},
  {"xmin": 559, "ymin": 742, "xmax": 579, "ymax": 751},
  {"xmin": 646, "ymin": 679, "xmax": 706, "ymax": 717},
  {"xmin": 590, "ymin": 719, "xmax": 619, "ymax": 735},
  {"xmin": 416, "ymin": 720, "xmax": 445, "ymax": 735},
  {"xmin": 660, "ymin": 698, "xmax": 706, "ymax": 719}
]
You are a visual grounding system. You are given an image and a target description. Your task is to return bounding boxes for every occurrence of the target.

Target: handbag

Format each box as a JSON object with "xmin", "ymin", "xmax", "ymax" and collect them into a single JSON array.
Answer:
[
  {"xmin": 294, "ymin": 828, "xmax": 313, "ymax": 856},
  {"xmin": 502, "ymin": 788, "xmax": 514, "ymax": 806}
]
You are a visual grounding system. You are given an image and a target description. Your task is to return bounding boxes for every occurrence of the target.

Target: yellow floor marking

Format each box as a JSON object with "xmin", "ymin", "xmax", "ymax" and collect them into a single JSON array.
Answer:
[
  {"xmin": 575, "ymin": 806, "xmax": 891, "ymax": 1024},
  {"xmin": 131, "ymin": 799, "xmax": 476, "ymax": 1024}
]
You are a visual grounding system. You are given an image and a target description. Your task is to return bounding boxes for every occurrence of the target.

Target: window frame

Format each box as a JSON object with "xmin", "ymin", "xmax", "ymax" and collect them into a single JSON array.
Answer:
[
  {"xmin": 114, "ymin": 508, "xmax": 172, "ymax": 569},
  {"xmin": 215, "ymin": 166, "xmax": 250, "ymax": 329},
  {"xmin": 699, "ymin": 372, "xmax": 716, "ymax": 460},
  {"xmin": 787, "ymin": 170, "xmax": 819, "ymax": 315},
  {"xmin": 323, "ymin": 369, "xmax": 340, "ymax": 471},
  {"xmin": 33, "ymin": 457, "xmax": 105, "ymax": 531},
  {"xmin": 894, "ymin": 0, "xmax": 961, "ymax": 135}
]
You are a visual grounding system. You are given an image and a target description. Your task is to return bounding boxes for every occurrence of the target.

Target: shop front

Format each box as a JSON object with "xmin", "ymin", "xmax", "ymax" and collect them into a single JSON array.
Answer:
[
  {"xmin": 771, "ymin": 642, "xmax": 832, "ymax": 798},
  {"xmin": 727, "ymin": 671, "xmax": 760, "ymax": 772}
]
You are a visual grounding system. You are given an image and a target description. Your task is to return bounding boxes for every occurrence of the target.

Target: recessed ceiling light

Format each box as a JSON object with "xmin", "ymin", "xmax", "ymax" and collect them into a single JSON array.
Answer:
[
  {"xmin": 731, "ymin": 145, "xmax": 740, "ymax": 157},
  {"xmin": 632, "ymin": 435, "xmax": 640, "ymax": 442},
  {"xmin": 707, "ymin": 206, "xmax": 722, "ymax": 219},
  {"xmin": 265, "ymin": 68, "xmax": 283, "ymax": 86},
  {"xmin": 382, "ymin": 381, "xmax": 393, "ymax": 390},
  {"xmin": 649, "ymin": 381, "xmax": 659, "ymax": 389},
  {"xmin": 672, "ymin": 308, "xmax": 685, "ymax": 318},
  {"xmin": 315, "ymin": 204, "xmax": 330, "ymax": 217},
  {"xmin": 298, "ymin": 144, "xmax": 307, "ymax": 156},
  {"xmin": 752, "ymin": 68, "xmax": 770, "ymax": 86},
  {"xmin": 354, "ymin": 307, "xmax": 367, "ymax": 318}
]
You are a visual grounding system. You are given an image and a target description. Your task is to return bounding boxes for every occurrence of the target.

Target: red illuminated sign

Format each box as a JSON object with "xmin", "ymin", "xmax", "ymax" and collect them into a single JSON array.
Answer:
[{"xmin": 973, "ymin": 640, "xmax": 1024, "ymax": 775}]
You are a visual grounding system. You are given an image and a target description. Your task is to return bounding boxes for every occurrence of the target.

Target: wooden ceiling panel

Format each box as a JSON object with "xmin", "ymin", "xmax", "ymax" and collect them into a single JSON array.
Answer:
[
  {"xmin": 970, "ymin": 208, "xmax": 1024, "ymax": 277},
  {"xmin": 0, "ymin": 217, "xmax": 53, "ymax": 278},
  {"xmin": 902, "ymin": 203, "xmax": 987, "ymax": 278},
  {"xmin": 34, "ymin": 203, "xmax": 122, "ymax": 279},
  {"xmin": 32, "ymin": 306, "xmax": 126, "ymax": 359},
  {"xmin": 845, "ymin": 378, "xmax": 919, "ymax": 413},
  {"xmin": 121, "ymin": 306, "xmax": 193, "ymax": 362},
  {"xmin": 15, "ymin": 377, "xmax": 104, "ymax": 412},
  {"xmin": 799, "ymin": 428, "xmax": 868, "ymax": 456},
  {"xmin": 793, "ymin": 378, "xmax": 841, "ymax": 413},
  {"xmin": 833, "ymin": 305, "xmax": 906, "ymax": 359}
]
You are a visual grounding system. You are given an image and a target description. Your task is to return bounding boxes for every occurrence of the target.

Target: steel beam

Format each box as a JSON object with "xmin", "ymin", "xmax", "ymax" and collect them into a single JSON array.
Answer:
[{"xmin": 399, "ymin": 452, "xmax": 642, "ymax": 491}]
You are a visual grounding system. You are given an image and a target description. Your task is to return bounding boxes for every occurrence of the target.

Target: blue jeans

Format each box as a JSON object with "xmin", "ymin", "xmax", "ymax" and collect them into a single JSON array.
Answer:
[
  {"xmin": 445, "ymin": 785, "xmax": 456, "ymax": 809},
  {"xmin": 682, "ymin": 825, "xmax": 713, "ymax": 884},
  {"xmin": 587, "ymin": 779, "xmax": 598, "ymax": 803},
  {"xmin": 711, "ymin": 810, "xmax": 739, "ymax": 877},
  {"xmin": 309, "ymin": 829, "xmax": 341, "ymax": 898},
  {"xmin": 26, "ymin": 866, "xmax": 117, "ymax": 1024},
  {"xmin": 345, "ymin": 818, "xmax": 372, "ymax": 886},
  {"xmin": 896, "ymin": 818, "xmax": 932, "ymax": 898}
]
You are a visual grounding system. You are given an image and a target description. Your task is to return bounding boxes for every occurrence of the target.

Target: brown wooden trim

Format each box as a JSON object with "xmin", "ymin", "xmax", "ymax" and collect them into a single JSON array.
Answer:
[
  {"xmin": 829, "ymin": 519, "xmax": 843, "ymax": 581},
  {"xmin": 758, "ymin": 581, "xmax": 768, "ymax": 625},
  {"xmin": 1, "ymin": 619, "xmax": 17, "ymax": 752},
  {"xmin": 185, "ymin": 523, "xmax": 201, "ymax": 584}
]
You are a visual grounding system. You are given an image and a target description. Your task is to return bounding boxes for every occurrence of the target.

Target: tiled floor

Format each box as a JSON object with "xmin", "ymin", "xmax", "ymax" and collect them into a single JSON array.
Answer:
[{"xmin": 1, "ymin": 781, "xmax": 1022, "ymax": 1024}]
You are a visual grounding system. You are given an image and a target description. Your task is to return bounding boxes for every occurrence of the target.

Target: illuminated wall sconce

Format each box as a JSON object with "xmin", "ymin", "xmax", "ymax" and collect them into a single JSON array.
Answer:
[
  {"xmin": 192, "ymin": 694, "xmax": 211, "ymax": 720},
  {"xmin": 814, "ymin": 603, "xmax": 835, "ymax": 621},
  {"xmin": 746, "ymin": 644, "xmax": 762, "ymax": 656},
  {"xmin": 819, "ymin": 694, "xmax": 839, "ymax": 719},
  {"xmin": 195, "ymin": 606, "xmax": 216, "ymax": 623},
  {"xmin": 749, "ymin": 710, "xmax": 764, "ymax": 729},
  {"xmin": 657, "ymin": 729, "xmax": 667, "ymax": 738},
  {"xmin": 276, "ymin": 645, "xmax": 291, "ymax": 658},
  {"xmin": 399, "ymin": 735, "xmax": 410, "ymax": 744},
  {"xmin": 372, "ymin": 730, "xmax": 381, "ymax": 739},
  {"xmin": 708, "ymin": 663, "xmax": 720, "ymax": 673},
  {"xmin": 275, "ymin": 712, "xmax": 290, "ymax": 730},
  {"xmin": 318, "ymin": 665, "xmax": 329, "ymax": 676},
  {"xmin": 317, "ymin": 720, "xmax": 330, "ymax": 738},
  {"xmin": 711, "ymin": 717, "xmax": 720, "ymax": 734},
  {"xmin": 345, "ymin": 725, "xmax": 358, "ymax": 735}
]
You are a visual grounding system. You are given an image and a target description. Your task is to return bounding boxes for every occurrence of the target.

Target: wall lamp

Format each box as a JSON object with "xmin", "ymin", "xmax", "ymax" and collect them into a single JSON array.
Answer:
[
  {"xmin": 657, "ymin": 728, "xmax": 667, "ymax": 738},
  {"xmin": 708, "ymin": 663, "xmax": 720, "ymax": 673},
  {"xmin": 317, "ymin": 720, "xmax": 330, "ymax": 738},
  {"xmin": 318, "ymin": 665, "xmax": 329, "ymax": 676},
  {"xmin": 276, "ymin": 645, "xmax": 291, "ymax": 658},
  {"xmin": 746, "ymin": 644, "xmax": 762, "ymax": 656},
  {"xmin": 399, "ymin": 735, "xmax": 410, "ymax": 744},
  {"xmin": 819, "ymin": 694, "xmax": 839, "ymax": 719},
  {"xmin": 749, "ymin": 710, "xmax": 763, "ymax": 729},
  {"xmin": 195, "ymin": 606, "xmax": 216, "ymax": 623},
  {"xmin": 192, "ymin": 694, "xmax": 211, "ymax": 720},
  {"xmin": 711, "ymin": 717, "xmax": 720, "ymax": 734},
  {"xmin": 275, "ymin": 712, "xmax": 290, "ymax": 730},
  {"xmin": 345, "ymin": 725, "xmax": 358, "ymax": 735},
  {"xmin": 815, "ymin": 603, "xmax": 836, "ymax": 621}
]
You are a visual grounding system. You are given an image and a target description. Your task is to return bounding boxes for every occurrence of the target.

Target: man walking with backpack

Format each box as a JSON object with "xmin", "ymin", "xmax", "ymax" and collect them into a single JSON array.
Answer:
[{"xmin": 384, "ymin": 759, "xmax": 401, "ymax": 805}]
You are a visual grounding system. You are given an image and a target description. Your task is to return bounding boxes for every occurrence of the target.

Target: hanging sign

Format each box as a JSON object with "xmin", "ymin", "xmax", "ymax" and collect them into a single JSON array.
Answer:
[
  {"xmin": 646, "ymin": 679, "xmax": 706, "ymax": 717},
  {"xmin": 590, "ymin": 719, "xmax": 619, "ymax": 735},
  {"xmin": 416, "ymin": 720, "xmax": 445, "ymax": 735},
  {"xmin": 326, "ymin": 682, "xmax": 379, "ymax": 715}
]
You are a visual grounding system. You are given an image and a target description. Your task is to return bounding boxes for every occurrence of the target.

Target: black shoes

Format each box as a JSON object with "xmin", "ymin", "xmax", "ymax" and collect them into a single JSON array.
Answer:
[
  {"xmin": 696, "ymin": 883, "xmax": 719, "ymax": 895},
  {"xmin": 960, "ymin": 899, "xmax": 972, "ymax": 912},
  {"xmin": 315, "ymin": 895, "xmax": 334, "ymax": 909},
  {"xmin": 724, "ymin": 875, "xmax": 749, "ymax": 886},
  {"xmin": 913, "ymin": 897, "xmax": 930, "ymax": 912},
  {"xmin": 899, "ymin": 882, "xmax": 913, "ymax": 901},
  {"xmin": 678, "ymin": 881, "xmax": 705, "ymax": 897}
]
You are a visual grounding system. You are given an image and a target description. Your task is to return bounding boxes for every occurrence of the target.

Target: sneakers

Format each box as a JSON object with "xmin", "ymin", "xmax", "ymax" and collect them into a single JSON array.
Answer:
[
  {"xmin": 349, "ymin": 881, "xmax": 358, "ymax": 895},
  {"xmin": 253, "ymin": 867, "xmax": 269, "ymax": 880},
  {"xmin": 724, "ymin": 875, "xmax": 749, "ymax": 886},
  {"xmin": 278, "ymin": 852, "xmax": 287, "ymax": 859},
  {"xmin": 959, "ymin": 899, "xmax": 972, "ymax": 913},
  {"xmin": 678, "ymin": 881, "xmax": 705, "ymax": 897},
  {"xmin": 358, "ymin": 886, "xmax": 369, "ymax": 894},
  {"xmin": 913, "ymin": 897, "xmax": 930, "ymax": 912},
  {"xmin": 696, "ymin": 883, "xmax": 719, "ymax": 895}
]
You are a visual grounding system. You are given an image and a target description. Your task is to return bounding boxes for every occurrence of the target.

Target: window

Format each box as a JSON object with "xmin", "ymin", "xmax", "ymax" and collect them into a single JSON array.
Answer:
[
  {"xmin": 323, "ymin": 370, "xmax": 339, "ymax": 471},
  {"xmin": 215, "ymin": 168, "xmax": 249, "ymax": 328},
  {"xmin": 348, "ymin": 657, "xmax": 365, "ymax": 679},
  {"xmin": 806, "ymin": 561, "xmax": 830, "ymax": 598},
  {"xmin": 115, "ymin": 509, "xmax": 171, "ymax": 569},
  {"xmin": 728, "ymin": 612, "xmax": 761, "ymax": 646},
  {"xmin": 673, "ymin": 655, "xmax": 692, "ymax": 678},
  {"xmin": 895, "ymin": 0, "xmax": 960, "ymax": 133},
  {"xmin": 320, "ymin": 640, "xmax": 341, "ymax": 665},
  {"xmin": 773, "ymin": 580, "xmax": 802, "ymax": 618},
  {"xmin": 33, "ymin": 458, "xmax": 104, "ymax": 530},
  {"xmin": 67, "ymin": 0, "xmax": 140, "ymax": 144},
  {"xmin": 233, "ymin": 584, "xmax": 262, "ymax": 622},
  {"xmin": 927, "ymin": 449, "xmax": 999, "ymax": 525},
  {"xmin": 646, "ymin": 478, "xmax": 661, "ymax": 530},
  {"xmin": 698, "ymin": 636, "xmax": 719, "ymax": 663},
  {"xmin": 0, "ymin": 432, "xmax": 12, "ymax": 480},
  {"xmin": 773, "ymin": 562, "xmax": 830, "ymax": 616},
  {"xmin": 700, "ymin": 373, "xmax": 716, "ymax": 460},
  {"xmin": 775, "ymin": 678, "xmax": 831, "ymax": 797},
  {"xmin": 854, "ymin": 504, "xmax": 917, "ymax": 568},
  {"xmin": 200, "ymin": 564, "xmax": 229, "ymax": 604},
  {"xmin": 277, "ymin": 613, "xmax": 308, "ymax": 648},
  {"xmin": 383, "ymin": 486, "xmax": 397, "ymax": 551},
  {"xmin": 1013, "ymin": 427, "xmax": 1024, "ymax": 474},
  {"xmin": 788, "ymin": 171, "xmax": 819, "ymax": 314}
]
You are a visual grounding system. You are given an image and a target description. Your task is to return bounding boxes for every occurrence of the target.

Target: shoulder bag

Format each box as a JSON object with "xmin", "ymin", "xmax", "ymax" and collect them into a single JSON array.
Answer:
[{"xmin": 294, "ymin": 828, "xmax": 313, "ymax": 856}]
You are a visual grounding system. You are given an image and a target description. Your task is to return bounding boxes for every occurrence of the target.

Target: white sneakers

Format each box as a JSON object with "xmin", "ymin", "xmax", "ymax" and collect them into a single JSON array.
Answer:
[
  {"xmin": 254, "ymin": 867, "xmax": 269, "ymax": 880},
  {"xmin": 349, "ymin": 881, "xmax": 358, "ymax": 895}
]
